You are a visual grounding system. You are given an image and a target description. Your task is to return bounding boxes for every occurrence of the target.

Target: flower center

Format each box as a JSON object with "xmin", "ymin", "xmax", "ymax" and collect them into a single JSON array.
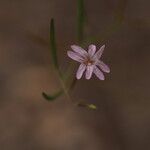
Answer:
[{"xmin": 84, "ymin": 58, "xmax": 94, "ymax": 66}]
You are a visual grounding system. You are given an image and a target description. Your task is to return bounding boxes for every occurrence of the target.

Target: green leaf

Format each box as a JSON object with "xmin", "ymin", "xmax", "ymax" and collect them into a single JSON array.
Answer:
[
  {"xmin": 77, "ymin": 0, "xmax": 85, "ymax": 43},
  {"xmin": 42, "ymin": 91, "xmax": 63, "ymax": 101},
  {"xmin": 50, "ymin": 18, "xmax": 58, "ymax": 69}
]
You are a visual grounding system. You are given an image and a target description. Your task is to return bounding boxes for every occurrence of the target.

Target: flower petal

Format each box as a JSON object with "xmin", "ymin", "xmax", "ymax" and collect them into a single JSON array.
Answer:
[
  {"xmin": 97, "ymin": 60, "xmax": 110, "ymax": 73},
  {"xmin": 93, "ymin": 66, "xmax": 105, "ymax": 80},
  {"xmin": 76, "ymin": 64, "xmax": 86, "ymax": 79},
  {"xmin": 67, "ymin": 51, "xmax": 84, "ymax": 62},
  {"xmin": 85, "ymin": 65, "xmax": 94, "ymax": 80},
  {"xmin": 71, "ymin": 45, "xmax": 87, "ymax": 57},
  {"xmin": 94, "ymin": 45, "xmax": 105, "ymax": 59},
  {"xmin": 88, "ymin": 44, "xmax": 96, "ymax": 57}
]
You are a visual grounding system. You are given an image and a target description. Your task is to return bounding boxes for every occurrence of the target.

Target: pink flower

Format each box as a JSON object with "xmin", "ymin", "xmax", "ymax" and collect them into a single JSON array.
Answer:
[{"xmin": 67, "ymin": 44, "xmax": 110, "ymax": 80}]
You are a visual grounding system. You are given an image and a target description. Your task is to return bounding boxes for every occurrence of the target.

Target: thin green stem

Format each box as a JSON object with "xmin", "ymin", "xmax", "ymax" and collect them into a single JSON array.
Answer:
[{"xmin": 49, "ymin": 18, "xmax": 72, "ymax": 102}]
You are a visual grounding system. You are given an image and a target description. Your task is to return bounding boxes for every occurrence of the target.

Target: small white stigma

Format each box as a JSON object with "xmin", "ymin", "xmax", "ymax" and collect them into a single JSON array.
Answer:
[{"xmin": 87, "ymin": 62, "xmax": 92, "ymax": 66}]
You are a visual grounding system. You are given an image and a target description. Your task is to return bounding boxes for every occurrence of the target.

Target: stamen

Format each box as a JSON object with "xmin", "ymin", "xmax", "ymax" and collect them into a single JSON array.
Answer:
[{"xmin": 84, "ymin": 59, "xmax": 94, "ymax": 66}]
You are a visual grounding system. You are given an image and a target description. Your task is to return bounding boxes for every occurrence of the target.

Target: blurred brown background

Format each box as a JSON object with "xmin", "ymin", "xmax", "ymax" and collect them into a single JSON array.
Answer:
[{"xmin": 0, "ymin": 0, "xmax": 150, "ymax": 150}]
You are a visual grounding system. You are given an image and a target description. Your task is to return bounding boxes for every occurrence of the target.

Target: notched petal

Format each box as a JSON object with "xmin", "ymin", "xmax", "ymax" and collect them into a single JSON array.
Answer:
[
  {"xmin": 71, "ymin": 45, "xmax": 87, "ymax": 57},
  {"xmin": 76, "ymin": 64, "xmax": 86, "ymax": 79},
  {"xmin": 88, "ymin": 44, "xmax": 96, "ymax": 57},
  {"xmin": 93, "ymin": 66, "xmax": 105, "ymax": 80},
  {"xmin": 94, "ymin": 45, "xmax": 105, "ymax": 59},
  {"xmin": 67, "ymin": 51, "xmax": 84, "ymax": 63},
  {"xmin": 85, "ymin": 65, "xmax": 94, "ymax": 80},
  {"xmin": 97, "ymin": 60, "xmax": 110, "ymax": 73}
]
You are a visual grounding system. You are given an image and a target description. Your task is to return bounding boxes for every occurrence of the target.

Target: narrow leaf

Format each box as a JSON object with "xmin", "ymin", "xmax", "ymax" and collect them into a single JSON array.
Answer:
[
  {"xmin": 50, "ymin": 18, "xmax": 58, "ymax": 69},
  {"xmin": 42, "ymin": 91, "xmax": 63, "ymax": 101}
]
